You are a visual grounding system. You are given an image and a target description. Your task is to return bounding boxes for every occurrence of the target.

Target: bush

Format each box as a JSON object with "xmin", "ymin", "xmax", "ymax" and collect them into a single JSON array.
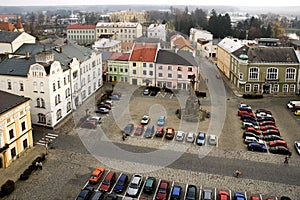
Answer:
[
  {"xmin": 243, "ymin": 94, "xmax": 263, "ymax": 99},
  {"xmin": 0, "ymin": 180, "xmax": 15, "ymax": 196},
  {"xmin": 19, "ymin": 173, "xmax": 29, "ymax": 180}
]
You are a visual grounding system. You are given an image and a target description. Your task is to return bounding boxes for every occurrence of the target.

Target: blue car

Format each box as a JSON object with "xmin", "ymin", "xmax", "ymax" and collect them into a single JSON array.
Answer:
[
  {"xmin": 248, "ymin": 142, "xmax": 267, "ymax": 152},
  {"xmin": 234, "ymin": 192, "xmax": 246, "ymax": 200},
  {"xmin": 113, "ymin": 173, "xmax": 128, "ymax": 193},
  {"xmin": 242, "ymin": 118, "xmax": 258, "ymax": 125},
  {"xmin": 157, "ymin": 116, "xmax": 166, "ymax": 126},
  {"xmin": 170, "ymin": 185, "xmax": 182, "ymax": 200}
]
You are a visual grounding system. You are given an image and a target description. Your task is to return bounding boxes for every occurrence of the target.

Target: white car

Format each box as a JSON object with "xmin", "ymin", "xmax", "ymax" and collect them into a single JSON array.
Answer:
[
  {"xmin": 175, "ymin": 131, "xmax": 185, "ymax": 141},
  {"xmin": 256, "ymin": 112, "xmax": 272, "ymax": 118},
  {"xmin": 244, "ymin": 136, "xmax": 264, "ymax": 145},
  {"xmin": 86, "ymin": 116, "xmax": 101, "ymax": 124},
  {"xmin": 186, "ymin": 131, "xmax": 195, "ymax": 143},
  {"xmin": 239, "ymin": 103, "xmax": 251, "ymax": 110},
  {"xmin": 242, "ymin": 122, "xmax": 259, "ymax": 129},
  {"xmin": 126, "ymin": 174, "xmax": 143, "ymax": 197},
  {"xmin": 141, "ymin": 115, "xmax": 150, "ymax": 125},
  {"xmin": 295, "ymin": 141, "xmax": 300, "ymax": 155},
  {"xmin": 208, "ymin": 135, "xmax": 217, "ymax": 145}
]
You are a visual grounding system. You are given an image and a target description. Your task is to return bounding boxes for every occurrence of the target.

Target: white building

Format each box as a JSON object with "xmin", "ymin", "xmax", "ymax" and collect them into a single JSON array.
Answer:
[
  {"xmin": 92, "ymin": 38, "xmax": 121, "ymax": 52},
  {"xmin": 66, "ymin": 24, "xmax": 96, "ymax": 45},
  {"xmin": 189, "ymin": 28, "xmax": 216, "ymax": 58},
  {"xmin": 0, "ymin": 42, "xmax": 102, "ymax": 128},
  {"xmin": 95, "ymin": 22, "xmax": 143, "ymax": 43},
  {"xmin": 147, "ymin": 24, "xmax": 167, "ymax": 42},
  {"xmin": 0, "ymin": 31, "xmax": 35, "ymax": 54}
]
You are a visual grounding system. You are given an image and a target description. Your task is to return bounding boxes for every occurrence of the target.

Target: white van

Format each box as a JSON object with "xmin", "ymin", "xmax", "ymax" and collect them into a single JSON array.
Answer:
[{"xmin": 287, "ymin": 101, "xmax": 300, "ymax": 109}]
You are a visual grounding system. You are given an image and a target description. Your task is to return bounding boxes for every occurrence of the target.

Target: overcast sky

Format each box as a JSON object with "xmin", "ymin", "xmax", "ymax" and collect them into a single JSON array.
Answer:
[{"xmin": 1, "ymin": 0, "xmax": 300, "ymax": 7}]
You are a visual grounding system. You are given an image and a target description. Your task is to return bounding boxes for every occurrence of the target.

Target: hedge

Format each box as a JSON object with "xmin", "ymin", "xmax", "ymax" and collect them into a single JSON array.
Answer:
[{"xmin": 0, "ymin": 180, "xmax": 15, "ymax": 197}]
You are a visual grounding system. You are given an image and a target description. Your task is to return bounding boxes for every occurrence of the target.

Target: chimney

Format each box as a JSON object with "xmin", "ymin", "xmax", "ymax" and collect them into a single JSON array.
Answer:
[{"xmin": 25, "ymin": 52, "xmax": 30, "ymax": 60}]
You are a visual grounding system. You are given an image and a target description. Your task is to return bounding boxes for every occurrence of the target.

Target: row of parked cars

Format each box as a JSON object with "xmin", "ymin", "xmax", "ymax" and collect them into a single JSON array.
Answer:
[
  {"xmin": 122, "ymin": 114, "xmax": 217, "ymax": 146},
  {"xmin": 77, "ymin": 167, "xmax": 287, "ymax": 200},
  {"xmin": 238, "ymin": 104, "xmax": 292, "ymax": 156}
]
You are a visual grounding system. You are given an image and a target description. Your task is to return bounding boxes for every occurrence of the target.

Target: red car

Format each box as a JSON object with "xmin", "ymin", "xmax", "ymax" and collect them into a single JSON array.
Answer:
[
  {"xmin": 259, "ymin": 121, "xmax": 275, "ymax": 126},
  {"xmin": 238, "ymin": 110, "xmax": 254, "ymax": 117},
  {"xmin": 261, "ymin": 129, "xmax": 280, "ymax": 136},
  {"xmin": 259, "ymin": 125, "xmax": 278, "ymax": 131},
  {"xmin": 99, "ymin": 171, "xmax": 116, "ymax": 192},
  {"xmin": 156, "ymin": 180, "xmax": 169, "ymax": 200},
  {"xmin": 249, "ymin": 196, "xmax": 260, "ymax": 200},
  {"xmin": 165, "ymin": 127, "xmax": 175, "ymax": 140},
  {"xmin": 134, "ymin": 124, "xmax": 144, "ymax": 136},
  {"xmin": 269, "ymin": 140, "xmax": 287, "ymax": 148},
  {"xmin": 155, "ymin": 127, "xmax": 165, "ymax": 137},
  {"xmin": 245, "ymin": 127, "xmax": 261, "ymax": 135},
  {"xmin": 89, "ymin": 167, "xmax": 105, "ymax": 184},
  {"xmin": 218, "ymin": 190, "xmax": 229, "ymax": 200}
]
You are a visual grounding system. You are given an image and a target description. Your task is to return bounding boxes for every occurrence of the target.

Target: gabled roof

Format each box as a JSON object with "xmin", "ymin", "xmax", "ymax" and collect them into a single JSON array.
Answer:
[
  {"xmin": 67, "ymin": 24, "xmax": 96, "ymax": 29},
  {"xmin": 217, "ymin": 37, "xmax": 243, "ymax": 53},
  {"xmin": 129, "ymin": 43, "xmax": 158, "ymax": 62},
  {"xmin": 0, "ymin": 90, "xmax": 30, "ymax": 115},
  {"xmin": 232, "ymin": 46, "xmax": 299, "ymax": 63},
  {"xmin": 0, "ymin": 31, "xmax": 22, "ymax": 43},
  {"xmin": 0, "ymin": 22, "xmax": 16, "ymax": 31},
  {"xmin": 156, "ymin": 50, "xmax": 197, "ymax": 66},
  {"xmin": 173, "ymin": 37, "xmax": 194, "ymax": 50},
  {"xmin": 102, "ymin": 52, "xmax": 113, "ymax": 61},
  {"xmin": 108, "ymin": 52, "xmax": 130, "ymax": 61}
]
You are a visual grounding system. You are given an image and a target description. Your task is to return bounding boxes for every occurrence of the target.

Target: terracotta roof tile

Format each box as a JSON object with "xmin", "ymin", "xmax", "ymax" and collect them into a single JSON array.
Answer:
[
  {"xmin": 0, "ymin": 22, "xmax": 16, "ymax": 31},
  {"xmin": 173, "ymin": 37, "xmax": 194, "ymax": 50},
  {"xmin": 129, "ymin": 43, "xmax": 158, "ymax": 62},
  {"xmin": 108, "ymin": 52, "xmax": 130, "ymax": 61}
]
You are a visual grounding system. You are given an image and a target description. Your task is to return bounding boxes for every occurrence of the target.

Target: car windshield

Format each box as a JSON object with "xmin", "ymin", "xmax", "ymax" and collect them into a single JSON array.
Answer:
[
  {"xmin": 142, "ymin": 117, "xmax": 148, "ymax": 120},
  {"xmin": 90, "ymin": 175, "xmax": 97, "ymax": 179},
  {"xmin": 102, "ymin": 180, "xmax": 110, "ymax": 185},
  {"xmin": 116, "ymin": 180, "xmax": 124, "ymax": 185},
  {"xmin": 159, "ymin": 188, "xmax": 166, "ymax": 193},
  {"xmin": 130, "ymin": 183, "xmax": 138, "ymax": 189}
]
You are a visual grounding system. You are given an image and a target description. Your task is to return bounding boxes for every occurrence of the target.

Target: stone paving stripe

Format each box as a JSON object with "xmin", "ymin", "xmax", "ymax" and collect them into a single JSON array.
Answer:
[
  {"xmin": 45, "ymin": 135, "xmax": 56, "ymax": 139},
  {"xmin": 36, "ymin": 142, "xmax": 46, "ymax": 146},
  {"xmin": 48, "ymin": 133, "xmax": 59, "ymax": 137}
]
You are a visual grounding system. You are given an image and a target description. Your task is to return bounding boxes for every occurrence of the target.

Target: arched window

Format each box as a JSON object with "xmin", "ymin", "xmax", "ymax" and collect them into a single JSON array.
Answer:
[
  {"xmin": 41, "ymin": 98, "xmax": 45, "ymax": 108},
  {"xmin": 67, "ymin": 102, "xmax": 71, "ymax": 112},
  {"xmin": 56, "ymin": 109, "xmax": 62, "ymax": 120},
  {"xmin": 37, "ymin": 98, "xmax": 40, "ymax": 107},
  {"xmin": 38, "ymin": 113, "xmax": 46, "ymax": 124}
]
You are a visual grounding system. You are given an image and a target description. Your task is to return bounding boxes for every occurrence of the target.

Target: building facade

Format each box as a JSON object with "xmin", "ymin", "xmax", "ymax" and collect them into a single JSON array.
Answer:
[
  {"xmin": 66, "ymin": 24, "xmax": 96, "ymax": 45},
  {"xmin": 95, "ymin": 22, "xmax": 143, "ymax": 43},
  {"xmin": 107, "ymin": 53, "xmax": 130, "ymax": 83},
  {"xmin": 109, "ymin": 10, "xmax": 150, "ymax": 24},
  {"xmin": 231, "ymin": 46, "xmax": 300, "ymax": 94},
  {"xmin": 147, "ymin": 24, "xmax": 167, "ymax": 42},
  {"xmin": 0, "ymin": 91, "xmax": 33, "ymax": 168},
  {"xmin": 0, "ymin": 43, "xmax": 102, "ymax": 128},
  {"xmin": 92, "ymin": 38, "xmax": 121, "ymax": 52}
]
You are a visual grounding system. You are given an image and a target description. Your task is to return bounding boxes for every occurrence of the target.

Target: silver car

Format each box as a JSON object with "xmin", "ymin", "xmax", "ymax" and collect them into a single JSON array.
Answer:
[
  {"xmin": 186, "ymin": 131, "xmax": 195, "ymax": 143},
  {"xmin": 175, "ymin": 131, "xmax": 185, "ymax": 141},
  {"xmin": 126, "ymin": 174, "xmax": 143, "ymax": 197}
]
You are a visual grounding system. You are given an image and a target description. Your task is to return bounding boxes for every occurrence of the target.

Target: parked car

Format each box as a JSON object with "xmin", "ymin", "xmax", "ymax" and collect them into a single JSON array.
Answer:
[
  {"xmin": 248, "ymin": 142, "xmax": 267, "ymax": 152},
  {"xmin": 141, "ymin": 115, "xmax": 150, "ymax": 125},
  {"xmin": 106, "ymin": 192, "xmax": 118, "ymax": 200},
  {"xmin": 208, "ymin": 135, "xmax": 217, "ymax": 145},
  {"xmin": 126, "ymin": 174, "xmax": 143, "ymax": 197},
  {"xmin": 256, "ymin": 112, "xmax": 272, "ymax": 118},
  {"xmin": 245, "ymin": 127, "xmax": 261, "ymax": 135},
  {"xmin": 144, "ymin": 125, "xmax": 155, "ymax": 138},
  {"xmin": 259, "ymin": 121, "xmax": 276, "ymax": 126},
  {"xmin": 134, "ymin": 125, "xmax": 144, "ymax": 136},
  {"xmin": 109, "ymin": 95, "xmax": 120, "ymax": 100},
  {"xmin": 255, "ymin": 109, "xmax": 272, "ymax": 115},
  {"xmin": 90, "ymin": 191, "xmax": 104, "ymax": 200},
  {"xmin": 155, "ymin": 127, "xmax": 165, "ymax": 137},
  {"xmin": 89, "ymin": 167, "xmax": 105, "ymax": 184},
  {"xmin": 238, "ymin": 110, "xmax": 254, "ymax": 117},
  {"xmin": 81, "ymin": 121, "xmax": 97, "ymax": 129},
  {"xmin": 165, "ymin": 127, "xmax": 175, "ymax": 140},
  {"xmin": 249, "ymin": 196, "xmax": 260, "ymax": 200},
  {"xmin": 240, "ymin": 115, "xmax": 256, "ymax": 121},
  {"xmin": 269, "ymin": 140, "xmax": 287, "ymax": 148},
  {"xmin": 244, "ymin": 136, "xmax": 264, "ymax": 145},
  {"xmin": 111, "ymin": 92, "xmax": 122, "ymax": 98},
  {"xmin": 98, "ymin": 104, "xmax": 111, "ymax": 110},
  {"xmin": 156, "ymin": 180, "xmax": 169, "ymax": 200},
  {"xmin": 143, "ymin": 89, "xmax": 150, "ymax": 95},
  {"xmin": 196, "ymin": 132, "xmax": 206, "ymax": 146},
  {"xmin": 256, "ymin": 116, "xmax": 275, "ymax": 122},
  {"xmin": 185, "ymin": 185, "xmax": 197, "ymax": 200},
  {"xmin": 143, "ymin": 177, "xmax": 156, "ymax": 194},
  {"xmin": 123, "ymin": 123, "xmax": 134, "ymax": 136},
  {"xmin": 86, "ymin": 116, "xmax": 101, "ymax": 124},
  {"xmin": 202, "ymin": 189, "xmax": 212, "ymax": 200},
  {"xmin": 95, "ymin": 107, "xmax": 110, "ymax": 114},
  {"xmin": 243, "ymin": 132, "xmax": 261, "ymax": 140},
  {"xmin": 186, "ymin": 131, "xmax": 195, "ymax": 143},
  {"xmin": 157, "ymin": 116, "xmax": 166, "ymax": 126},
  {"xmin": 242, "ymin": 122, "xmax": 259, "ymax": 129},
  {"xmin": 76, "ymin": 186, "xmax": 94, "ymax": 200},
  {"xmin": 175, "ymin": 131, "xmax": 185, "ymax": 141},
  {"xmin": 113, "ymin": 173, "xmax": 128, "ymax": 193},
  {"xmin": 218, "ymin": 190, "xmax": 229, "ymax": 200},
  {"xmin": 269, "ymin": 146, "xmax": 292, "ymax": 156},
  {"xmin": 294, "ymin": 110, "xmax": 300, "ymax": 116},
  {"xmin": 170, "ymin": 185, "xmax": 182, "ymax": 200},
  {"xmin": 261, "ymin": 129, "xmax": 280, "ymax": 136},
  {"xmin": 99, "ymin": 171, "xmax": 116, "ymax": 192},
  {"xmin": 239, "ymin": 104, "xmax": 252, "ymax": 110},
  {"xmin": 295, "ymin": 141, "xmax": 300, "ymax": 154},
  {"xmin": 262, "ymin": 134, "xmax": 283, "ymax": 141},
  {"xmin": 233, "ymin": 192, "xmax": 246, "ymax": 200},
  {"xmin": 242, "ymin": 118, "xmax": 258, "ymax": 125},
  {"xmin": 259, "ymin": 125, "xmax": 279, "ymax": 131}
]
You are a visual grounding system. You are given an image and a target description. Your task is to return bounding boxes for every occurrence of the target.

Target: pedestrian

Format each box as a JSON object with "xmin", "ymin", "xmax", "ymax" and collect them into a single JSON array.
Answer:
[
  {"xmin": 284, "ymin": 156, "xmax": 289, "ymax": 164},
  {"xmin": 122, "ymin": 134, "xmax": 126, "ymax": 141}
]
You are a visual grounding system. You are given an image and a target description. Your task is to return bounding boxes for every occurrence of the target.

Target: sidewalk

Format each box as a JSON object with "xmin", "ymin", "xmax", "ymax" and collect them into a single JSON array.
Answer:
[{"xmin": 0, "ymin": 145, "xmax": 45, "ymax": 187}]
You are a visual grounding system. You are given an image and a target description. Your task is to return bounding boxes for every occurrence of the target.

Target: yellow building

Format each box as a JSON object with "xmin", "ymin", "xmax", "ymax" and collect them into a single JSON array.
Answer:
[
  {"xmin": 0, "ymin": 90, "xmax": 33, "ymax": 168},
  {"xmin": 109, "ymin": 10, "xmax": 149, "ymax": 24}
]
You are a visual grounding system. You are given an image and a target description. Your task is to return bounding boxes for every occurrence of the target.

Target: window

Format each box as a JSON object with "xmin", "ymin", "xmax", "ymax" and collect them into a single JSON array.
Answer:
[
  {"xmin": 7, "ymin": 81, "xmax": 11, "ymax": 90},
  {"xmin": 245, "ymin": 84, "xmax": 251, "ymax": 92},
  {"xmin": 67, "ymin": 102, "xmax": 71, "ymax": 112},
  {"xmin": 20, "ymin": 82, "xmax": 24, "ymax": 91},
  {"xmin": 53, "ymin": 83, "xmax": 56, "ymax": 91},
  {"xmin": 73, "ymin": 71, "xmax": 78, "ymax": 79},
  {"xmin": 283, "ymin": 84, "xmax": 288, "ymax": 92},
  {"xmin": 23, "ymin": 139, "xmax": 28, "ymax": 149},
  {"xmin": 125, "ymin": 69, "xmax": 128, "ymax": 73},
  {"xmin": 177, "ymin": 67, "xmax": 182, "ymax": 71},
  {"xmin": 56, "ymin": 109, "xmax": 62, "ymax": 120},
  {"xmin": 286, "ymin": 68, "xmax": 296, "ymax": 80},
  {"xmin": 158, "ymin": 65, "xmax": 163, "ymax": 70},
  {"xmin": 143, "ymin": 70, "xmax": 147, "ymax": 75},
  {"xmin": 33, "ymin": 81, "xmax": 37, "ymax": 92},
  {"xmin": 64, "ymin": 77, "xmax": 66, "ymax": 85},
  {"xmin": 253, "ymin": 84, "xmax": 259, "ymax": 92},
  {"xmin": 143, "ymin": 63, "xmax": 146, "ymax": 67},
  {"xmin": 9, "ymin": 129, "xmax": 14, "ymax": 139},
  {"xmin": 132, "ymin": 70, "xmax": 136, "ymax": 75},
  {"xmin": 168, "ymin": 73, "xmax": 172, "ymax": 78},
  {"xmin": 178, "ymin": 74, "xmax": 182, "ymax": 79},
  {"xmin": 21, "ymin": 121, "xmax": 26, "ymax": 131},
  {"xmin": 11, "ymin": 147, "xmax": 16, "ymax": 159},
  {"xmin": 120, "ymin": 68, "xmax": 123, "ymax": 73},
  {"xmin": 158, "ymin": 73, "xmax": 163, "ymax": 77},
  {"xmin": 168, "ymin": 66, "xmax": 172, "ymax": 70},
  {"xmin": 239, "ymin": 73, "xmax": 243, "ymax": 80},
  {"xmin": 36, "ymin": 98, "xmax": 45, "ymax": 108},
  {"xmin": 40, "ymin": 82, "xmax": 44, "ymax": 93},
  {"xmin": 38, "ymin": 113, "xmax": 46, "ymax": 124},
  {"xmin": 57, "ymin": 80, "xmax": 60, "ymax": 89},
  {"xmin": 188, "ymin": 67, "xmax": 192, "ymax": 72},
  {"xmin": 266, "ymin": 68, "xmax": 278, "ymax": 80},
  {"xmin": 273, "ymin": 84, "xmax": 279, "ymax": 93},
  {"xmin": 133, "ymin": 62, "xmax": 136, "ymax": 67},
  {"xmin": 249, "ymin": 67, "xmax": 259, "ymax": 79},
  {"xmin": 149, "ymin": 71, "xmax": 153, "ymax": 76},
  {"xmin": 290, "ymin": 84, "xmax": 295, "ymax": 92},
  {"xmin": 150, "ymin": 64, "xmax": 153, "ymax": 68}
]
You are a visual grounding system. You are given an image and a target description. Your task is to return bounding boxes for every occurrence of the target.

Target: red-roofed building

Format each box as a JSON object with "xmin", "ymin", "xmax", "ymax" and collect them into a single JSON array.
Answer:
[
  {"xmin": 171, "ymin": 34, "xmax": 195, "ymax": 55},
  {"xmin": 107, "ymin": 53, "xmax": 131, "ymax": 83},
  {"xmin": 129, "ymin": 43, "xmax": 159, "ymax": 86},
  {"xmin": 66, "ymin": 24, "xmax": 96, "ymax": 45},
  {"xmin": 0, "ymin": 22, "xmax": 16, "ymax": 31}
]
